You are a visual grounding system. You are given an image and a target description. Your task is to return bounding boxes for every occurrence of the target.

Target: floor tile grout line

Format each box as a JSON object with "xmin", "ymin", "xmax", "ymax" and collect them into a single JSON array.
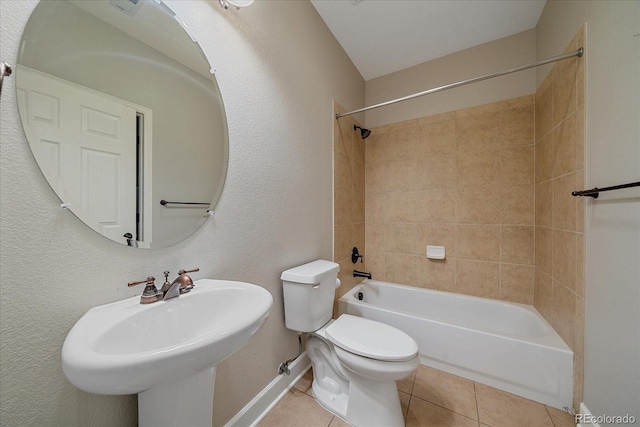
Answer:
[
  {"xmin": 473, "ymin": 381, "xmax": 481, "ymax": 424},
  {"xmin": 409, "ymin": 393, "xmax": 481, "ymax": 423}
]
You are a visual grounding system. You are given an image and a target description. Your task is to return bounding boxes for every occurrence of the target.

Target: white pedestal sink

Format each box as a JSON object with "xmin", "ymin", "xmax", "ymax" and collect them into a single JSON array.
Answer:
[{"xmin": 61, "ymin": 279, "xmax": 273, "ymax": 427}]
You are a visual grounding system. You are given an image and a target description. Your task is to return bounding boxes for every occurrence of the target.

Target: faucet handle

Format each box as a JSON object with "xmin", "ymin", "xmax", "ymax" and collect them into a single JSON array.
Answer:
[
  {"xmin": 128, "ymin": 276, "xmax": 161, "ymax": 304},
  {"xmin": 128, "ymin": 276, "xmax": 156, "ymax": 287},
  {"xmin": 178, "ymin": 268, "xmax": 199, "ymax": 275}
]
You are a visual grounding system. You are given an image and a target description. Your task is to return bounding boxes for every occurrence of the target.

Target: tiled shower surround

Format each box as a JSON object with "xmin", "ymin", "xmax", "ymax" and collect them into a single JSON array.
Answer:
[
  {"xmin": 333, "ymin": 27, "xmax": 585, "ymax": 412},
  {"xmin": 364, "ymin": 96, "xmax": 536, "ymax": 304}
]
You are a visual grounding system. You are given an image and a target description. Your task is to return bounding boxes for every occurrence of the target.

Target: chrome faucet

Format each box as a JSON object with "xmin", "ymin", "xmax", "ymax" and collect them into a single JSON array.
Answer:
[{"xmin": 160, "ymin": 268, "xmax": 199, "ymax": 300}]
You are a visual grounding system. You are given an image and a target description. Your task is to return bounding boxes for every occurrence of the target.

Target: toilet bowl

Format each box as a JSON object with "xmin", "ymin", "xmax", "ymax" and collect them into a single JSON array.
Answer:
[
  {"xmin": 281, "ymin": 259, "xmax": 419, "ymax": 427},
  {"xmin": 308, "ymin": 315, "xmax": 419, "ymax": 427}
]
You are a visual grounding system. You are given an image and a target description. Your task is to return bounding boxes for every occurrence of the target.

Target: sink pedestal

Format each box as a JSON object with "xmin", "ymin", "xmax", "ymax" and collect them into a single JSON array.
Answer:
[{"xmin": 139, "ymin": 367, "xmax": 216, "ymax": 427}]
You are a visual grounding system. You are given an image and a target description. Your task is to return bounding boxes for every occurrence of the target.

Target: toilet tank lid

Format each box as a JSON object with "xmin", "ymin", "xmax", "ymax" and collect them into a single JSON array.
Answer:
[{"xmin": 281, "ymin": 260, "xmax": 340, "ymax": 284}]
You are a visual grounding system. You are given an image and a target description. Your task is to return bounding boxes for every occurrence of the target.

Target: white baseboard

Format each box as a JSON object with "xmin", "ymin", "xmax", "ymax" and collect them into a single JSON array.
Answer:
[
  {"xmin": 223, "ymin": 352, "xmax": 311, "ymax": 427},
  {"xmin": 576, "ymin": 402, "xmax": 600, "ymax": 427}
]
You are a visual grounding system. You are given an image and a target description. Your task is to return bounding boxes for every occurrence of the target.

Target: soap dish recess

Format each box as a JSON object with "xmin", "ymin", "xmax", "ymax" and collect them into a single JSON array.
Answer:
[{"xmin": 426, "ymin": 246, "xmax": 445, "ymax": 260}]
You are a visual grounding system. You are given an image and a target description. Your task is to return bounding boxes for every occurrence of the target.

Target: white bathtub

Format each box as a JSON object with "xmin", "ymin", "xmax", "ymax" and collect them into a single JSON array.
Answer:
[{"xmin": 338, "ymin": 280, "xmax": 573, "ymax": 410}]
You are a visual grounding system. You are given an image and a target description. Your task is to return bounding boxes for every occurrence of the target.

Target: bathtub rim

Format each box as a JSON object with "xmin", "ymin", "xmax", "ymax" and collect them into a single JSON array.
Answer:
[{"xmin": 339, "ymin": 279, "xmax": 572, "ymax": 351}]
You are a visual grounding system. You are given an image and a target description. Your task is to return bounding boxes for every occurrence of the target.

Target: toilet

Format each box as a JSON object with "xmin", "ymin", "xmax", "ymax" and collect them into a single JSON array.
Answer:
[{"xmin": 281, "ymin": 260, "xmax": 419, "ymax": 427}]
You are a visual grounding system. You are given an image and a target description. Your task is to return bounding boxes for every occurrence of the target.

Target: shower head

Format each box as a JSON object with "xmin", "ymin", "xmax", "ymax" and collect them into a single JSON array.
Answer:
[{"xmin": 354, "ymin": 125, "xmax": 371, "ymax": 140}]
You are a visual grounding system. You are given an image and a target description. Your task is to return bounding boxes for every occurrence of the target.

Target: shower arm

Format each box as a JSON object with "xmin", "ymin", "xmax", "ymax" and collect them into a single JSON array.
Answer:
[{"xmin": 336, "ymin": 48, "xmax": 583, "ymax": 119}]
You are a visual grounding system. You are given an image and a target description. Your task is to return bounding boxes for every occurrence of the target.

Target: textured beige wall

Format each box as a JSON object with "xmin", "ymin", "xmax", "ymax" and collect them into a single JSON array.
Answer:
[
  {"xmin": 333, "ymin": 103, "xmax": 365, "ymax": 311},
  {"xmin": 363, "ymin": 96, "xmax": 536, "ymax": 303},
  {"xmin": 0, "ymin": 1, "xmax": 364, "ymax": 426},
  {"xmin": 533, "ymin": 27, "xmax": 585, "ymax": 412},
  {"xmin": 364, "ymin": 29, "xmax": 536, "ymax": 128},
  {"xmin": 536, "ymin": 1, "xmax": 639, "ymax": 421}
]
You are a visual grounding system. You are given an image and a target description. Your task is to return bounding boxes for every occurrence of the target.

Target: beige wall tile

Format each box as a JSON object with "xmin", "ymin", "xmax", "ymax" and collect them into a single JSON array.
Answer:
[
  {"xmin": 500, "ymin": 102, "xmax": 534, "ymax": 148},
  {"xmin": 553, "ymin": 113, "xmax": 577, "ymax": 178},
  {"xmin": 365, "ymin": 223, "xmax": 385, "ymax": 253},
  {"xmin": 334, "ymin": 181, "xmax": 352, "ymax": 226},
  {"xmin": 576, "ymin": 233, "xmax": 585, "ymax": 297},
  {"xmin": 552, "ymin": 230, "xmax": 577, "ymax": 291},
  {"xmin": 500, "ymin": 94, "xmax": 534, "ymax": 111},
  {"xmin": 575, "ymin": 294, "xmax": 585, "ymax": 362},
  {"xmin": 501, "ymin": 264, "xmax": 534, "ymax": 304},
  {"xmin": 385, "ymin": 253, "xmax": 417, "ymax": 285},
  {"xmin": 334, "ymin": 224, "xmax": 351, "ymax": 263},
  {"xmin": 456, "ymin": 260, "xmax": 500, "ymax": 299},
  {"xmin": 535, "ymin": 226, "xmax": 553, "ymax": 276},
  {"xmin": 384, "ymin": 223, "xmax": 418, "ymax": 254},
  {"xmin": 381, "ymin": 118, "xmax": 418, "ymax": 134},
  {"xmin": 501, "ymin": 145, "xmax": 534, "ymax": 187},
  {"xmin": 352, "ymin": 223, "xmax": 365, "ymax": 256},
  {"xmin": 456, "ymin": 101, "xmax": 500, "ymax": 118},
  {"xmin": 457, "ymin": 149, "xmax": 501, "ymax": 188},
  {"xmin": 383, "ymin": 192, "xmax": 419, "ymax": 223},
  {"xmin": 552, "ymin": 281, "xmax": 576, "ymax": 350},
  {"xmin": 384, "ymin": 160, "xmax": 417, "ymax": 192},
  {"xmin": 456, "ymin": 188, "xmax": 502, "ymax": 224},
  {"xmin": 552, "ymin": 56, "xmax": 578, "ymax": 126},
  {"xmin": 501, "ymin": 226, "xmax": 535, "ymax": 265},
  {"xmin": 416, "ymin": 154, "xmax": 457, "ymax": 190},
  {"xmin": 365, "ymin": 162, "xmax": 384, "ymax": 195},
  {"xmin": 365, "ymin": 251, "xmax": 385, "ymax": 282},
  {"xmin": 456, "ymin": 225, "xmax": 501, "ymax": 262},
  {"xmin": 352, "ymin": 162, "xmax": 366, "ymax": 223},
  {"xmin": 535, "ymin": 132, "xmax": 554, "ymax": 184},
  {"xmin": 534, "ymin": 269, "xmax": 554, "ymax": 323},
  {"xmin": 334, "ymin": 150, "xmax": 351, "ymax": 193},
  {"xmin": 385, "ymin": 127, "xmax": 419, "ymax": 162},
  {"xmin": 364, "ymin": 133, "xmax": 386, "ymax": 164},
  {"xmin": 365, "ymin": 193, "xmax": 385, "ymax": 224},
  {"xmin": 335, "ymin": 115, "xmax": 353, "ymax": 159},
  {"xmin": 456, "ymin": 111, "xmax": 500, "ymax": 153},
  {"xmin": 501, "ymin": 185, "xmax": 535, "ymax": 225},
  {"xmin": 417, "ymin": 258, "xmax": 456, "ymax": 292},
  {"xmin": 535, "ymin": 75, "xmax": 553, "ymax": 140},
  {"xmin": 417, "ymin": 110, "xmax": 455, "ymax": 126},
  {"xmin": 353, "ymin": 135, "xmax": 365, "ymax": 164},
  {"xmin": 416, "ymin": 190, "xmax": 456, "ymax": 223},
  {"xmin": 576, "ymin": 106, "xmax": 585, "ymax": 170},
  {"xmin": 535, "ymin": 181, "xmax": 553, "ymax": 228},
  {"xmin": 415, "ymin": 119, "xmax": 456, "ymax": 157}
]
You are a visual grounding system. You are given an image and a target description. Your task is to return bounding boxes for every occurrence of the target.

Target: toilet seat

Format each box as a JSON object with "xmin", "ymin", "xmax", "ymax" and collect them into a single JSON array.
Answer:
[{"xmin": 325, "ymin": 314, "xmax": 418, "ymax": 362}]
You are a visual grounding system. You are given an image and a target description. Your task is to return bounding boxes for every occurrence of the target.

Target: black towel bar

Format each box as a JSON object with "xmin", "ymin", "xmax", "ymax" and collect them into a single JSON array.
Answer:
[{"xmin": 571, "ymin": 181, "xmax": 640, "ymax": 198}]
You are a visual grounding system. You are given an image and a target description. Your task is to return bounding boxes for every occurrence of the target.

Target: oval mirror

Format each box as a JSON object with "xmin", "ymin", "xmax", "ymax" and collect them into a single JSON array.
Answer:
[{"xmin": 16, "ymin": 0, "xmax": 228, "ymax": 249}]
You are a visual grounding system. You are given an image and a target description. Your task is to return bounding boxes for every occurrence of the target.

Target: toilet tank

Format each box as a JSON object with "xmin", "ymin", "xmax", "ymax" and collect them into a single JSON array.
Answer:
[{"xmin": 281, "ymin": 260, "xmax": 340, "ymax": 332}]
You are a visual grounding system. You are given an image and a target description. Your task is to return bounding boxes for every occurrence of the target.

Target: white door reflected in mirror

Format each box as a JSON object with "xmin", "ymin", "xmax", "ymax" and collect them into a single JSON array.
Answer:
[{"xmin": 16, "ymin": 0, "xmax": 229, "ymax": 248}]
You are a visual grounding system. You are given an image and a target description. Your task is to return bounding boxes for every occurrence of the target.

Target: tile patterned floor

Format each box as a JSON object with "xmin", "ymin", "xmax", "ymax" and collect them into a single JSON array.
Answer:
[{"xmin": 258, "ymin": 365, "xmax": 576, "ymax": 427}]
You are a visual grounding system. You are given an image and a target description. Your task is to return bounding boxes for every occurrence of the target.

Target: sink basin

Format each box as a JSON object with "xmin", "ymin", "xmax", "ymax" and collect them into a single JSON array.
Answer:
[{"xmin": 62, "ymin": 279, "xmax": 273, "ymax": 395}]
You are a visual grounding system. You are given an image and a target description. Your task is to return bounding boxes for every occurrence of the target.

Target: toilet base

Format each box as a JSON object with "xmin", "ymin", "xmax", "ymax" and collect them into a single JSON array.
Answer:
[{"xmin": 307, "ymin": 335, "xmax": 408, "ymax": 427}]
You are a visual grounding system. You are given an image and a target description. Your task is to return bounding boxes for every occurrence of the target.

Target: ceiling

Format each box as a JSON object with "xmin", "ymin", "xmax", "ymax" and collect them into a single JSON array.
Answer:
[{"xmin": 310, "ymin": 0, "xmax": 547, "ymax": 81}]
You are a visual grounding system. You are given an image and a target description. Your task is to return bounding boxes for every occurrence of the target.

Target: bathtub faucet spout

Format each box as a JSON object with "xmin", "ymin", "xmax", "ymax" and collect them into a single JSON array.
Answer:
[{"xmin": 353, "ymin": 270, "xmax": 372, "ymax": 279}]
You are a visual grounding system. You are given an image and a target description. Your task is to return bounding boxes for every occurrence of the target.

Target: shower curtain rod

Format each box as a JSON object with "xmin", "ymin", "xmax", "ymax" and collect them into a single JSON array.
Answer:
[{"xmin": 336, "ymin": 47, "xmax": 583, "ymax": 119}]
